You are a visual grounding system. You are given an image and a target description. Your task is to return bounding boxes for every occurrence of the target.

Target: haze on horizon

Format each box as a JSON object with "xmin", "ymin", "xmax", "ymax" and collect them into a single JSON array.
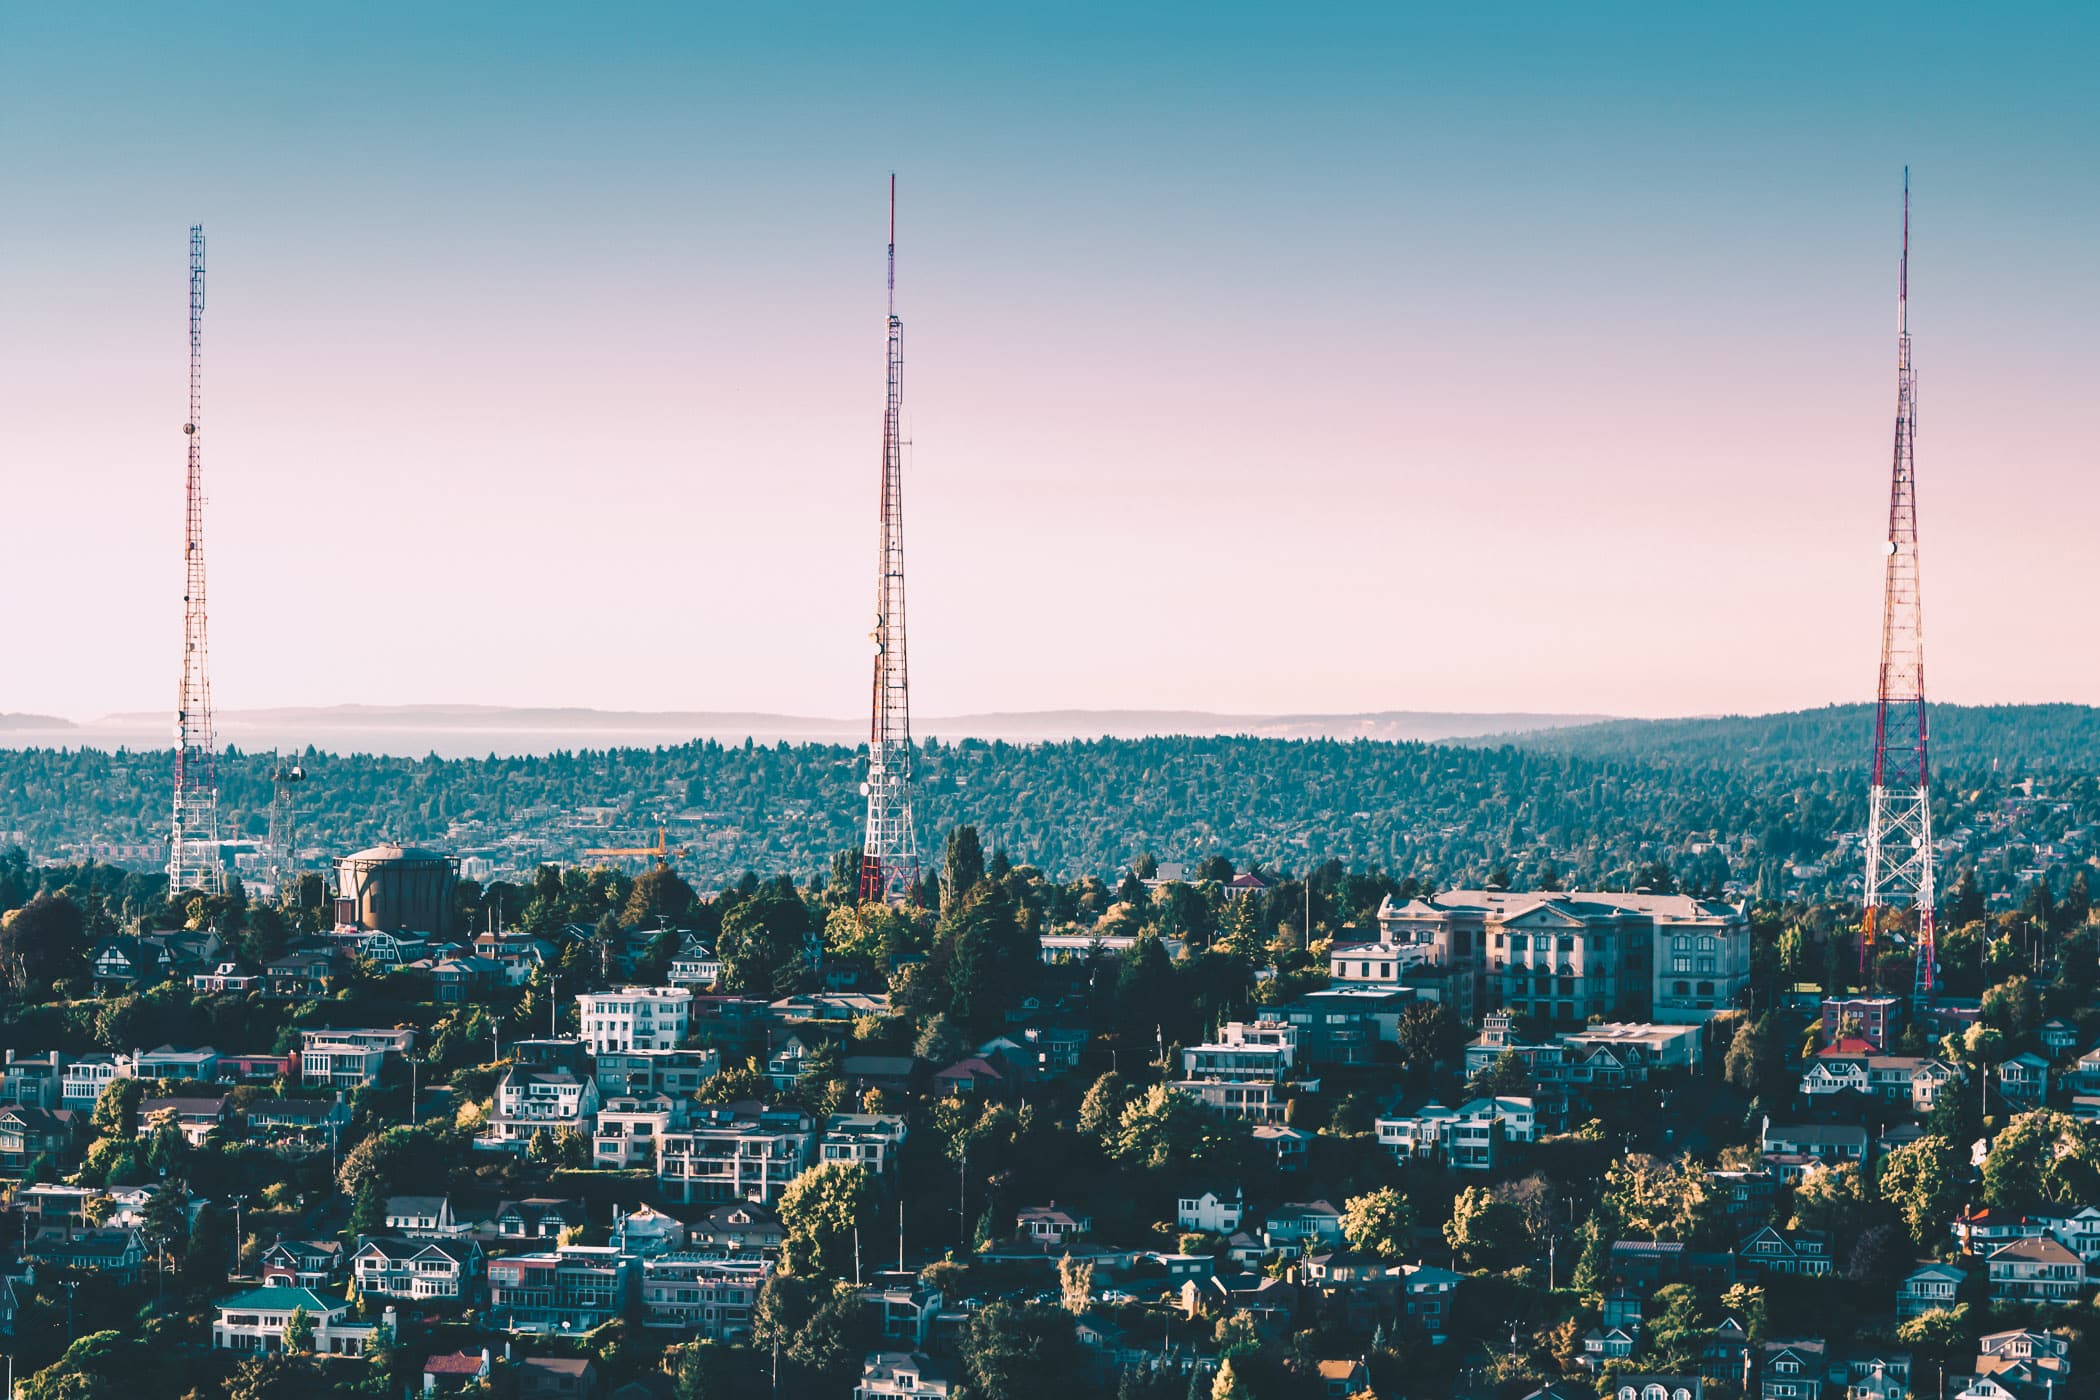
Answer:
[{"xmin": 2, "ymin": 3, "xmax": 2095, "ymax": 725}]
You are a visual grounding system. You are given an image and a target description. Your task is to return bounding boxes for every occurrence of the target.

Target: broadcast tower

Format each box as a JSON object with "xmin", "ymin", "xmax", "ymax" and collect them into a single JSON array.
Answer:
[
  {"xmin": 169, "ymin": 225, "xmax": 225, "ymax": 894},
  {"xmin": 859, "ymin": 177, "xmax": 919, "ymax": 905},
  {"xmin": 1862, "ymin": 171, "xmax": 1935, "ymax": 999}
]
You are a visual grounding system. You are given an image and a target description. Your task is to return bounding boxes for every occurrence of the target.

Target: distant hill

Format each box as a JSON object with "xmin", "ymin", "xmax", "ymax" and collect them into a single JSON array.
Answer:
[
  {"xmin": 1496, "ymin": 702, "xmax": 2100, "ymax": 774},
  {"xmin": 0, "ymin": 713, "xmax": 72, "ymax": 731},
  {"xmin": 37, "ymin": 704, "xmax": 1614, "ymax": 756}
]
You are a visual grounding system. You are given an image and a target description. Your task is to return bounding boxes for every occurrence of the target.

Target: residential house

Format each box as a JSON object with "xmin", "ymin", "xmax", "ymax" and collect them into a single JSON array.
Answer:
[
  {"xmin": 0, "ymin": 1104, "xmax": 80, "ymax": 1173},
  {"xmin": 1261, "ymin": 1201, "xmax": 1344, "ymax": 1255},
  {"xmin": 688, "ymin": 1202, "xmax": 785, "ymax": 1255},
  {"xmin": 1998, "ymin": 1054, "xmax": 2050, "ymax": 1108},
  {"xmin": 259, "ymin": 1238, "xmax": 344, "ymax": 1288},
  {"xmin": 2036, "ymin": 1205, "xmax": 2100, "ymax": 1277},
  {"xmin": 1277, "ymin": 986, "xmax": 1416, "ymax": 1066},
  {"xmin": 1176, "ymin": 1183, "xmax": 1245, "ymax": 1235},
  {"xmin": 134, "ymin": 1044, "xmax": 221, "ymax": 1082},
  {"xmin": 190, "ymin": 963, "xmax": 260, "ymax": 994},
  {"xmin": 855, "ymin": 1354, "xmax": 955, "ymax": 1400},
  {"xmin": 263, "ymin": 951, "xmax": 338, "ymax": 998},
  {"xmin": 385, "ymin": 1195, "xmax": 462, "ymax": 1238},
  {"xmin": 1399, "ymin": 1263, "xmax": 1463, "ymax": 1342},
  {"xmin": 91, "ymin": 937, "xmax": 169, "ymax": 993},
  {"xmin": 1897, "ymin": 1260, "xmax": 1970, "ymax": 1318},
  {"xmin": 1315, "ymin": 1360, "xmax": 1372, "ymax": 1399},
  {"xmin": 1955, "ymin": 1208, "xmax": 2045, "ymax": 1256},
  {"xmin": 245, "ymin": 1095, "xmax": 352, "ymax": 1143},
  {"xmin": 1840, "ymin": 1352, "xmax": 1911, "ymax": 1400},
  {"xmin": 60, "ymin": 1054, "xmax": 134, "ymax": 1110},
  {"xmin": 1758, "ymin": 1339, "xmax": 1827, "ymax": 1400},
  {"xmin": 665, "ymin": 939, "xmax": 720, "ymax": 990},
  {"xmin": 138, "ymin": 1094, "xmax": 233, "ymax": 1147},
  {"xmin": 422, "ymin": 1350, "xmax": 494, "ymax": 1392},
  {"xmin": 821, "ymin": 1113, "xmax": 909, "ymax": 1175},
  {"xmin": 1583, "ymin": 1327, "xmax": 1638, "ymax": 1370},
  {"xmin": 1, "ymin": 1051, "xmax": 66, "ymax": 1109},
  {"xmin": 1015, "ymin": 1203, "xmax": 1091, "ymax": 1247},
  {"xmin": 656, "ymin": 1103, "xmax": 815, "ymax": 1206},
  {"xmin": 26, "ymin": 1226, "xmax": 146, "ymax": 1282},
  {"xmin": 933, "ymin": 1057, "xmax": 1010, "ymax": 1100},
  {"xmin": 860, "ymin": 1278, "xmax": 943, "ymax": 1347},
  {"xmin": 2039, "ymin": 1018, "xmax": 2079, "ymax": 1057},
  {"xmin": 515, "ymin": 1356, "xmax": 598, "ymax": 1400},
  {"xmin": 216, "ymin": 1052, "xmax": 295, "ymax": 1085},
  {"xmin": 490, "ymin": 1066, "xmax": 601, "ymax": 1149},
  {"xmin": 350, "ymin": 1236, "xmax": 482, "ymax": 1303},
  {"xmin": 840, "ymin": 1055, "xmax": 917, "ymax": 1095},
  {"xmin": 1974, "ymin": 1329, "xmax": 2070, "ymax": 1376},
  {"xmin": 487, "ymin": 1246, "xmax": 632, "ymax": 1332},
  {"xmin": 639, "ymin": 1254, "xmax": 769, "ymax": 1338},
  {"xmin": 1709, "ymin": 1169, "xmax": 1779, "ymax": 1222},
  {"xmin": 1253, "ymin": 1123, "xmax": 1310, "ymax": 1171},
  {"xmin": 300, "ymin": 1038, "xmax": 389, "ymax": 1089},
  {"xmin": 1736, "ymin": 1226, "xmax": 1833, "ymax": 1278},
  {"xmin": 1609, "ymin": 1380, "xmax": 1702, "ymax": 1400},
  {"xmin": 496, "ymin": 1198, "xmax": 588, "ymax": 1241},
  {"xmin": 1759, "ymin": 1120, "xmax": 1867, "ymax": 1182},
  {"xmin": 211, "ymin": 1283, "xmax": 377, "ymax": 1355},
  {"xmin": 1986, "ymin": 1237, "xmax": 2085, "ymax": 1304}
]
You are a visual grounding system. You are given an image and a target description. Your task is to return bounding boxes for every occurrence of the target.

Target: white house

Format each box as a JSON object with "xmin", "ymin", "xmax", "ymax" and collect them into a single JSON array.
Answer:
[
  {"xmin": 1176, "ymin": 1183, "xmax": 1245, "ymax": 1235},
  {"xmin": 211, "ymin": 1283, "xmax": 380, "ymax": 1356}
]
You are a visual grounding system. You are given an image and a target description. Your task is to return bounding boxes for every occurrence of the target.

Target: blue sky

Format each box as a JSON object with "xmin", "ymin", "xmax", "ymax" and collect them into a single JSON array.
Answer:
[{"xmin": 1, "ymin": 3, "xmax": 2094, "ymax": 719}]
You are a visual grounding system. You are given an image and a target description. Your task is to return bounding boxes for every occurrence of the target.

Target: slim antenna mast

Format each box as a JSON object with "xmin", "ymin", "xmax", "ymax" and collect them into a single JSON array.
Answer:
[
  {"xmin": 1862, "ymin": 168, "xmax": 1935, "ymax": 999},
  {"xmin": 859, "ymin": 175, "xmax": 919, "ymax": 905},
  {"xmin": 169, "ymin": 225, "xmax": 225, "ymax": 895}
]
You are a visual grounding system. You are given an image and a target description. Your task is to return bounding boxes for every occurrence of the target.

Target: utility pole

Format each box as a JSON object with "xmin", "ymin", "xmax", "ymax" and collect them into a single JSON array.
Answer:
[
  {"xmin": 1861, "ymin": 168, "xmax": 1937, "ymax": 1005},
  {"xmin": 169, "ymin": 224, "xmax": 224, "ymax": 895},
  {"xmin": 860, "ymin": 174, "xmax": 920, "ymax": 906}
]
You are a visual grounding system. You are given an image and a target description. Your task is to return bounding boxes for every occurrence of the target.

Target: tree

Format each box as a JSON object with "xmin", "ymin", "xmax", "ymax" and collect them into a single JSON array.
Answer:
[
  {"xmin": 670, "ymin": 1340, "xmax": 737, "ymax": 1400},
  {"xmin": 348, "ymin": 1176, "xmax": 386, "ymax": 1238},
  {"xmin": 1340, "ymin": 1187, "xmax": 1413, "ymax": 1259},
  {"xmin": 694, "ymin": 1056, "xmax": 775, "ymax": 1106},
  {"xmin": 625, "ymin": 864, "xmax": 697, "ymax": 926},
  {"xmin": 1210, "ymin": 1358, "xmax": 1254, "ymax": 1400},
  {"xmin": 1443, "ymin": 1186, "xmax": 1527, "ymax": 1267},
  {"xmin": 1467, "ymin": 1050, "xmax": 1532, "ymax": 1098},
  {"xmin": 1982, "ymin": 1110, "xmax": 2100, "ymax": 1211},
  {"xmin": 92, "ymin": 1077, "xmax": 144, "ymax": 1140},
  {"xmin": 1599, "ymin": 1154, "xmax": 1711, "ymax": 1242},
  {"xmin": 914, "ymin": 1013, "xmax": 966, "ymax": 1066},
  {"xmin": 282, "ymin": 1305, "xmax": 314, "ymax": 1354},
  {"xmin": 1789, "ymin": 1163, "xmax": 1871, "ymax": 1242},
  {"xmin": 941, "ymin": 882, "xmax": 1037, "ymax": 1029},
  {"xmin": 1076, "ymin": 1071, "xmax": 1129, "ymax": 1140},
  {"xmin": 959, "ymin": 1301, "xmax": 1082, "ymax": 1400},
  {"xmin": 1724, "ymin": 1013, "xmax": 1784, "ymax": 1095},
  {"xmin": 778, "ymin": 1162, "xmax": 878, "ymax": 1279},
  {"xmin": 0, "ymin": 891, "xmax": 90, "ymax": 989},
  {"xmin": 717, "ymin": 885, "xmax": 813, "ymax": 998},
  {"xmin": 1393, "ymin": 1003, "xmax": 1462, "ymax": 1083},
  {"xmin": 1979, "ymin": 975, "xmax": 2041, "ymax": 1039},
  {"xmin": 944, "ymin": 827, "xmax": 988, "ymax": 903},
  {"xmin": 1644, "ymin": 1283, "xmax": 1706, "ymax": 1370},
  {"xmin": 139, "ymin": 1183, "xmax": 190, "ymax": 1261},
  {"xmin": 1878, "ymin": 1134, "xmax": 1962, "ymax": 1248},
  {"xmin": 1108, "ymin": 1085, "xmax": 1245, "ymax": 1173},
  {"xmin": 1057, "ymin": 1252, "xmax": 1094, "ymax": 1314}
]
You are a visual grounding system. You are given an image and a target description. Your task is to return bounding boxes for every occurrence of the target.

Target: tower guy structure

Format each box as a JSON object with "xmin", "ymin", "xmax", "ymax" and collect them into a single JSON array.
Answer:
[
  {"xmin": 859, "ymin": 176, "xmax": 919, "ymax": 904},
  {"xmin": 267, "ymin": 750, "xmax": 306, "ymax": 893},
  {"xmin": 1862, "ymin": 170, "xmax": 1935, "ymax": 998},
  {"xmin": 169, "ymin": 225, "xmax": 225, "ymax": 895}
]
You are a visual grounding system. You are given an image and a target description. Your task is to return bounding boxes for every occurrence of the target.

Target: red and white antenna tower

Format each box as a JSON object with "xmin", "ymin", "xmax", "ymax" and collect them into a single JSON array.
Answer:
[
  {"xmin": 169, "ymin": 224, "xmax": 224, "ymax": 894},
  {"xmin": 1862, "ymin": 170, "xmax": 1934, "ymax": 998},
  {"xmin": 859, "ymin": 176, "xmax": 919, "ymax": 904}
]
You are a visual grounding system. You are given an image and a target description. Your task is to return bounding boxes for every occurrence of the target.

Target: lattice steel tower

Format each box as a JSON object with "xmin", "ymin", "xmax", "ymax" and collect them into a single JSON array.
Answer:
[
  {"xmin": 859, "ymin": 176, "xmax": 919, "ymax": 904},
  {"xmin": 169, "ymin": 225, "xmax": 225, "ymax": 894},
  {"xmin": 1862, "ymin": 170, "xmax": 1935, "ymax": 998}
]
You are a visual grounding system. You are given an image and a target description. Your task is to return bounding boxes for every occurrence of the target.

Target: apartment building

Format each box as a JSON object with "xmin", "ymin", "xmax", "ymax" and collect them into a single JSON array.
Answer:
[
  {"xmin": 592, "ymin": 1046, "xmax": 720, "ymax": 1098},
  {"xmin": 821, "ymin": 1113, "xmax": 909, "ymax": 1174},
  {"xmin": 657, "ymin": 1103, "xmax": 815, "ymax": 1206},
  {"xmin": 575, "ymin": 987, "xmax": 692, "ymax": 1054},
  {"xmin": 487, "ymin": 1245, "xmax": 633, "ymax": 1332},
  {"xmin": 640, "ymin": 1254, "xmax": 771, "ymax": 1339},
  {"xmin": 61, "ymin": 1054, "xmax": 134, "ymax": 1110},
  {"xmin": 594, "ymin": 1092, "xmax": 685, "ymax": 1169}
]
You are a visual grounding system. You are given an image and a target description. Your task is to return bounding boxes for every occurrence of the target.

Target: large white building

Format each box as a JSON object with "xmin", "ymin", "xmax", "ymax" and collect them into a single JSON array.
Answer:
[
  {"xmin": 576, "ymin": 987, "xmax": 693, "ymax": 1053},
  {"xmin": 489, "ymin": 1066, "xmax": 601, "ymax": 1147},
  {"xmin": 1358, "ymin": 888, "xmax": 1749, "ymax": 1026},
  {"xmin": 657, "ymin": 1104, "xmax": 815, "ymax": 1206}
]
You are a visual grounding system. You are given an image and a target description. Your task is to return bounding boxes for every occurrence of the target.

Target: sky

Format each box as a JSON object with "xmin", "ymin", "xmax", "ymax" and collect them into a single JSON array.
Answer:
[{"xmin": 1, "ymin": 3, "xmax": 2095, "ymax": 723}]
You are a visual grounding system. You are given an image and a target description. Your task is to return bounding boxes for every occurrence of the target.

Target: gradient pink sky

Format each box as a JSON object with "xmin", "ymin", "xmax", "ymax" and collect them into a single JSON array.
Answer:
[{"xmin": 3, "ymin": 4, "xmax": 2095, "ymax": 722}]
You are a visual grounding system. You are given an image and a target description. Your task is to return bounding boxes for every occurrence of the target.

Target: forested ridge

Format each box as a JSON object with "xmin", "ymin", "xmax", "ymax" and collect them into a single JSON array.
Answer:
[{"xmin": 5, "ymin": 703, "xmax": 2099, "ymax": 897}]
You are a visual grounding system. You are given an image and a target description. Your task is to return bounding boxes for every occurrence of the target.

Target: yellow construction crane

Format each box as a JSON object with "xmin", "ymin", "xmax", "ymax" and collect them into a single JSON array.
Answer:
[{"xmin": 582, "ymin": 825, "xmax": 687, "ymax": 865}]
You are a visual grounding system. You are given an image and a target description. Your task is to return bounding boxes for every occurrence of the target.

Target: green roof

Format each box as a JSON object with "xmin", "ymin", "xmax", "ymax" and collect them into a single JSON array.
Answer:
[{"xmin": 216, "ymin": 1285, "xmax": 348, "ymax": 1314}]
